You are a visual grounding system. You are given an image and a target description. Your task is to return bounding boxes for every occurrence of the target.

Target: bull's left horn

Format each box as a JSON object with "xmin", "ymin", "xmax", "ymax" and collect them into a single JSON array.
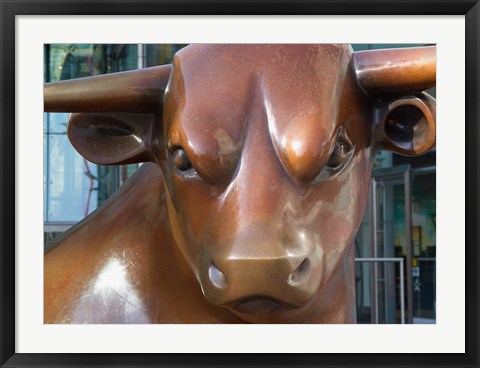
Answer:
[
  {"xmin": 353, "ymin": 46, "xmax": 436, "ymax": 94},
  {"xmin": 44, "ymin": 65, "xmax": 171, "ymax": 113}
]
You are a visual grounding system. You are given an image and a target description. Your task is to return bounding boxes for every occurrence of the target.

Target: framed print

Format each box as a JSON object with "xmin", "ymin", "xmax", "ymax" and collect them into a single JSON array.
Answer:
[{"xmin": 1, "ymin": 1, "xmax": 479, "ymax": 367}]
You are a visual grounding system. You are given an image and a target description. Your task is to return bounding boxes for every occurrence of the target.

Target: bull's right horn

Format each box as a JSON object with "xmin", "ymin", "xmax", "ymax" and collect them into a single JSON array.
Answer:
[
  {"xmin": 353, "ymin": 46, "xmax": 436, "ymax": 94},
  {"xmin": 44, "ymin": 65, "xmax": 171, "ymax": 113}
]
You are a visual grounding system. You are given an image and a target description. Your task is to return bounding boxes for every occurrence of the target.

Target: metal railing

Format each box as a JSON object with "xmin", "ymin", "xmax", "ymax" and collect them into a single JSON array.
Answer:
[{"xmin": 355, "ymin": 257, "xmax": 405, "ymax": 324}]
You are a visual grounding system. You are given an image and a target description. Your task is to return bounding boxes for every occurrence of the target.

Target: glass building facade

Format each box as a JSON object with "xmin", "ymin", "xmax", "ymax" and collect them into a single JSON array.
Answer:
[{"xmin": 44, "ymin": 44, "xmax": 436, "ymax": 323}]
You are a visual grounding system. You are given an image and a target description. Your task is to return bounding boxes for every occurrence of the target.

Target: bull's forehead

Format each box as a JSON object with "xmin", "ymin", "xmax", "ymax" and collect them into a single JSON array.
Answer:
[{"xmin": 164, "ymin": 44, "xmax": 356, "ymax": 181}]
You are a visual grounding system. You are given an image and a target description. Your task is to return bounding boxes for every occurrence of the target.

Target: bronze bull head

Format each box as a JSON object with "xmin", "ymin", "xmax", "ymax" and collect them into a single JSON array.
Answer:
[{"xmin": 44, "ymin": 44, "xmax": 436, "ymax": 323}]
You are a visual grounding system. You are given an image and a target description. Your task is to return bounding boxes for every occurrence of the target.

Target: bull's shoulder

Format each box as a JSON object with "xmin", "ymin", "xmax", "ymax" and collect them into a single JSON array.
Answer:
[{"xmin": 44, "ymin": 163, "xmax": 172, "ymax": 324}]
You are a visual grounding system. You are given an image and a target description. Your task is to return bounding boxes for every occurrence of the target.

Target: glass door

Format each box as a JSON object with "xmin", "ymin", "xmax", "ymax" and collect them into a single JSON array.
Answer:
[
  {"xmin": 355, "ymin": 165, "xmax": 436, "ymax": 324},
  {"xmin": 411, "ymin": 169, "xmax": 436, "ymax": 323},
  {"xmin": 372, "ymin": 165, "xmax": 412, "ymax": 324}
]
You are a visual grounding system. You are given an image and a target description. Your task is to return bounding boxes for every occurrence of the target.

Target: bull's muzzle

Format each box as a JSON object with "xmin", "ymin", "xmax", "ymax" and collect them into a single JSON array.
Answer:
[{"xmin": 199, "ymin": 239, "xmax": 323, "ymax": 314}]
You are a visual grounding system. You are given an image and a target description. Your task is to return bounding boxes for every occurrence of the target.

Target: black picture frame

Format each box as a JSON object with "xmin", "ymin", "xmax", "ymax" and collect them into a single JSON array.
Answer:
[{"xmin": 1, "ymin": 1, "xmax": 478, "ymax": 367}]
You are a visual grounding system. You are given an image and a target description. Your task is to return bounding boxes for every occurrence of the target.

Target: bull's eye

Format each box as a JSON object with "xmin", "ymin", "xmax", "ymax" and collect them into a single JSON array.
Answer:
[
  {"xmin": 314, "ymin": 134, "xmax": 354, "ymax": 183},
  {"xmin": 171, "ymin": 147, "xmax": 192, "ymax": 171},
  {"xmin": 327, "ymin": 142, "xmax": 349, "ymax": 168}
]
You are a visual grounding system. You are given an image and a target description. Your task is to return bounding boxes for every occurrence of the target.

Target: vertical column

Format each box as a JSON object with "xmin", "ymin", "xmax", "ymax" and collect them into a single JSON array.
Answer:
[
  {"xmin": 369, "ymin": 180, "xmax": 379, "ymax": 324},
  {"xmin": 138, "ymin": 43, "xmax": 146, "ymax": 69},
  {"xmin": 404, "ymin": 169, "xmax": 414, "ymax": 323}
]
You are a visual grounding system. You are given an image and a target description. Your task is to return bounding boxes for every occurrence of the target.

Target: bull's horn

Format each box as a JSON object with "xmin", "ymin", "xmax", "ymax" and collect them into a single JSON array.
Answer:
[
  {"xmin": 353, "ymin": 46, "xmax": 436, "ymax": 94},
  {"xmin": 44, "ymin": 64, "xmax": 171, "ymax": 113}
]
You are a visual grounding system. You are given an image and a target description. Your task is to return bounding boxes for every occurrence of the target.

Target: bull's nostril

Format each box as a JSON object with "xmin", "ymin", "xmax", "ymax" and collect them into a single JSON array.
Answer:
[
  {"xmin": 287, "ymin": 258, "xmax": 311, "ymax": 286},
  {"xmin": 208, "ymin": 262, "xmax": 227, "ymax": 289}
]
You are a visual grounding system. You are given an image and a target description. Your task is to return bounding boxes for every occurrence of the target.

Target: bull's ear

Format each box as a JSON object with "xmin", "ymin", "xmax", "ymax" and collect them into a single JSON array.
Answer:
[
  {"xmin": 353, "ymin": 46, "xmax": 436, "ymax": 156},
  {"xmin": 44, "ymin": 65, "xmax": 171, "ymax": 164},
  {"xmin": 67, "ymin": 112, "xmax": 158, "ymax": 165},
  {"xmin": 375, "ymin": 94, "xmax": 436, "ymax": 155}
]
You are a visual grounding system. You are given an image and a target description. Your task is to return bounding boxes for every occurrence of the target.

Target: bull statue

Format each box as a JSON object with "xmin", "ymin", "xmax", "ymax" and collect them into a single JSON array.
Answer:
[{"xmin": 44, "ymin": 44, "xmax": 436, "ymax": 324}]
